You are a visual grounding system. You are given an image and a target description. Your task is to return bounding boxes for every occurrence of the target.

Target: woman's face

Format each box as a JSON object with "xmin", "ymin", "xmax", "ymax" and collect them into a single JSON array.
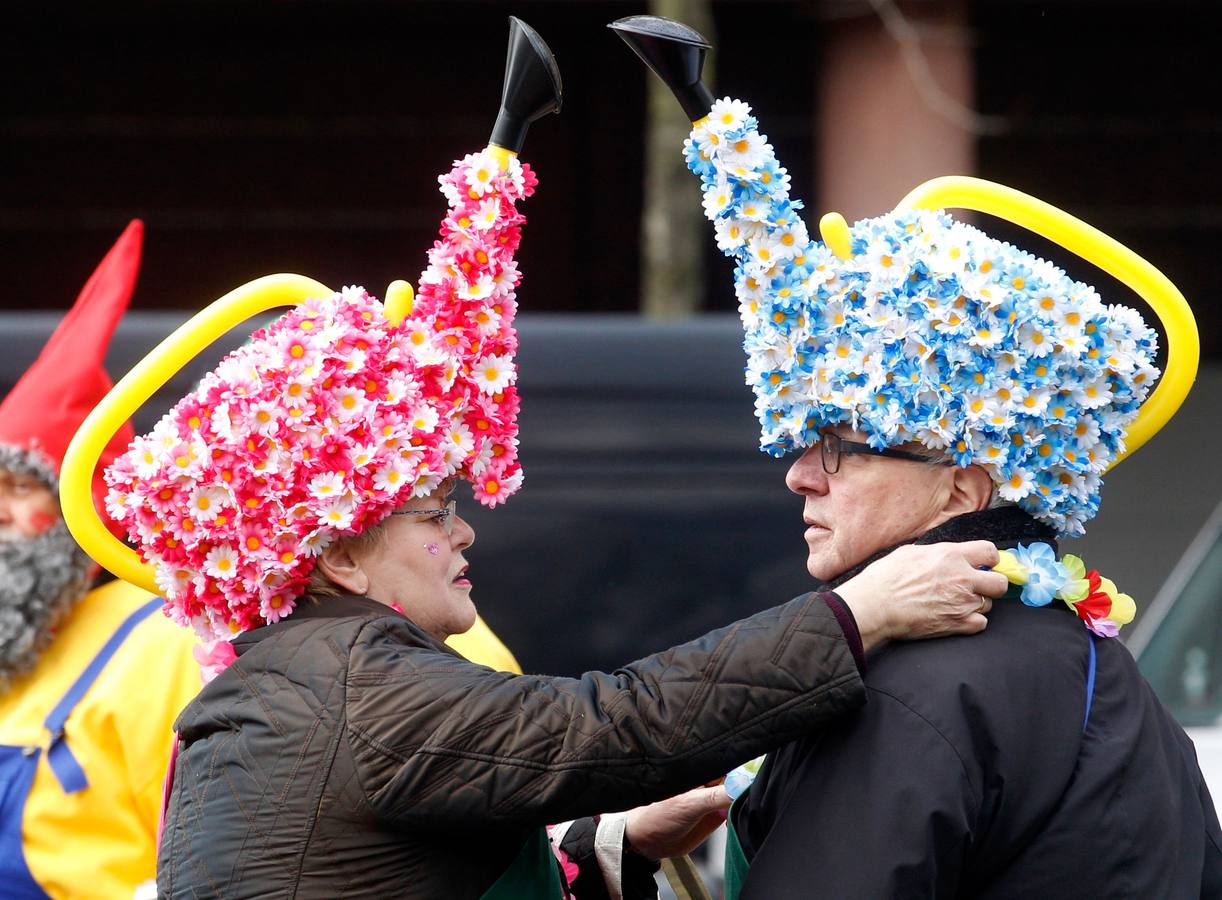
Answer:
[{"xmin": 353, "ymin": 488, "xmax": 477, "ymax": 641}]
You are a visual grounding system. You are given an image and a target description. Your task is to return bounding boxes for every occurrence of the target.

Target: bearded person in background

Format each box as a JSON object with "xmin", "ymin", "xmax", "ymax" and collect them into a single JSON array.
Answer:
[
  {"xmin": 0, "ymin": 486, "xmax": 93, "ymax": 688},
  {"xmin": 0, "ymin": 222, "xmax": 203, "ymax": 900}
]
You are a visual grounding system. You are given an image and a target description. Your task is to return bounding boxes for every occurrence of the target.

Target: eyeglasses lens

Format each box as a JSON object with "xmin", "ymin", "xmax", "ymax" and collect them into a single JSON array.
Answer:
[{"xmin": 821, "ymin": 433, "xmax": 841, "ymax": 475}]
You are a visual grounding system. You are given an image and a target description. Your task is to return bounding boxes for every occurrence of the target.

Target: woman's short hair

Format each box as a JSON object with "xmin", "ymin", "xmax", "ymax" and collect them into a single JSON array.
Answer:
[{"xmin": 305, "ymin": 522, "xmax": 391, "ymax": 600}]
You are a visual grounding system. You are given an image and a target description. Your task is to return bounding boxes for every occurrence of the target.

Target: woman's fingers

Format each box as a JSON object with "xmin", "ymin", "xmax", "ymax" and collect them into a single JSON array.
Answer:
[{"xmin": 838, "ymin": 541, "xmax": 1007, "ymax": 646}]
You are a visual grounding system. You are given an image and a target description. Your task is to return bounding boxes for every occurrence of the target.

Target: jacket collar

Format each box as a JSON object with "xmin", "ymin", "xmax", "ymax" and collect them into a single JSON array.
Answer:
[
  {"xmin": 231, "ymin": 591, "xmax": 459, "ymax": 658},
  {"xmin": 825, "ymin": 506, "xmax": 1057, "ymax": 590}
]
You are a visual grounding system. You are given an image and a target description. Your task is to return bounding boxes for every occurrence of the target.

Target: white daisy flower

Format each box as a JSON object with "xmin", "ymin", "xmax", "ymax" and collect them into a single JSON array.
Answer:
[
  {"xmin": 154, "ymin": 562, "xmax": 195, "ymax": 599},
  {"xmin": 406, "ymin": 404, "xmax": 441, "ymax": 434},
  {"xmin": 1073, "ymin": 376, "xmax": 1114, "ymax": 409},
  {"xmin": 245, "ymin": 400, "xmax": 281, "ymax": 437},
  {"xmin": 188, "ymin": 486, "xmax": 229, "ymax": 523},
  {"xmin": 715, "ymin": 217, "xmax": 753, "ymax": 252},
  {"xmin": 701, "ymin": 178, "xmax": 734, "ymax": 219},
  {"xmin": 962, "ymin": 393, "xmax": 999, "ymax": 423},
  {"xmin": 129, "ymin": 435, "xmax": 166, "ymax": 479},
  {"xmin": 471, "ymin": 354, "xmax": 516, "ymax": 394},
  {"xmin": 748, "ymin": 232, "xmax": 785, "ymax": 269},
  {"xmin": 721, "ymin": 130, "xmax": 769, "ymax": 171},
  {"xmin": 1016, "ymin": 386, "xmax": 1052, "ymax": 417},
  {"xmin": 210, "ymin": 402, "xmax": 235, "ymax": 443},
  {"xmin": 457, "ymin": 274, "xmax": 495, "ymax": 302},
  {"xmin": 316, "ymin": 498, "xmax": 356, "ymax": 530},
  {"xmin": 382, "ymin": 374, "xmax": 414, "ymax": 405},
  {"xmin": 349, "ymin": 443, "xmax": 377, "ymax": 471},
  {"xmin": 707, "ymin": 97, "xmax": 752, "ymax": 133},
  {"xmin": 204, "ymin": 544, "xmax": 241, "ymax": 581},
  {"xmin": 472, "ymin": 198, "xmax": 501, "ymax": 231},
  {"xmin": 332, "ymin": 387, "xmax": 369, "ymax": 421},
  {"xmin": 771, "ymin": 220, "xmax": 809, "ymax": 260},
  {"xmin": 998, "ymin": 466, "xmax": 1035, "ymax": 501},
  {"xmin": 970, "ymin": 430, "xmax": 1009, "ymax": 468},
  {"xmin": 301, "ymin": 527, "xmax": 334, "ymax": 558},
  {"xmin": 968, "ymin": 317, "xmax": 1005, "ymax": 348},
  {"xmin": 467, "ymin": 305, "xmax": 503, "ymax": 337},
  {"xmin": 105, "ymin": 487, "xmax": 130, "ymax": 521},
  {"xmin": 737, "ymin": 195, "xmax": 771, "ymax": 223},
  {"xmin": 1017, "ymin": 322, "xmax": 1054, "ymax": 357},
  {"xmin": 373, "ymin": 459, "xmax": 412, "ymax": 494},
  {"xmin": 464, "ymin": 152, "xmax": 500, "ymax": 197},
  {"xmin": 308, "ymin": 471, "xmax": 347, "ymax": 501}
]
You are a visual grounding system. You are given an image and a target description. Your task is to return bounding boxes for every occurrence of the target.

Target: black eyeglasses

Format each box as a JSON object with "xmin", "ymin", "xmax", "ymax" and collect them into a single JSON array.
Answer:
[
  {"xmin": 389, "ymin": 500, "xmax": 456, "ymax": 533},
  {"xmin": 818, "ymin": 431, "xmax": 950, "ymax": 475}
]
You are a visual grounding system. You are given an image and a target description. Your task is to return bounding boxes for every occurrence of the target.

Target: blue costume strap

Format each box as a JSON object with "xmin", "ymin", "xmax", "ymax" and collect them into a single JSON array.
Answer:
[
  {"xmin": 42, "ymin": 598, "xmax": 162, "ymax": 793},
  {"xmin": 1082, "ymin": 634, "xmax": 1098, "ymax": 733}
]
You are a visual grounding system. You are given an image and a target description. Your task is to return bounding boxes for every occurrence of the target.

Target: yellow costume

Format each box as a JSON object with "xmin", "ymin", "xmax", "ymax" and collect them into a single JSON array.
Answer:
[
  {"xmin": 448, "ymin": 615, "xmax": 522, "ymax": 674},
  {"xmin": 0, "ymin": 580, "xmax": 201, "ymax": 899}
]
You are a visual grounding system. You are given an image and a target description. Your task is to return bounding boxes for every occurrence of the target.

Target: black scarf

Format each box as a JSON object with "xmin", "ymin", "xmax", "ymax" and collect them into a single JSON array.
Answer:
[{"xmin": 824, "ymin": 506, "xmax": 1057, "ymax": 591}]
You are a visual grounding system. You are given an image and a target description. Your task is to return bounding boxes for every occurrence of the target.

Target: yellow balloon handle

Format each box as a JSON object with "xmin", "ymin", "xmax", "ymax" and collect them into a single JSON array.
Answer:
[
  {"xmin": 894, "ymin": 176, "xmax": 1198, "ymax": 469},
  {"xmin": 818, "ymin": 212, "xmax": 854, "ymax": 261},
  {"xmin": 384, "ymin": 280, "xmax": 415, "ymax": 325},
  {"xmin": 60, "ymin": 273, "xmax": 333, "ymax": 592}
]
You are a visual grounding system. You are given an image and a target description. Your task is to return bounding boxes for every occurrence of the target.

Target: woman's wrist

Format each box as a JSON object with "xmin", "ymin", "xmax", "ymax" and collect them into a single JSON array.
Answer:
[
  {"xmin": 819, "ymin": 592, "xmax": 867, "ymax": 673},
  {"xmin": 832, "ymin": 579, "xmax": 893, "ymax": 651}
]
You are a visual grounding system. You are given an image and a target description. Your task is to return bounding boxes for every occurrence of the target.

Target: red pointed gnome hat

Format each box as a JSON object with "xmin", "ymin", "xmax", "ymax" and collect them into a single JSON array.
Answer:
[{"xmin": 0, "ymin": 221, "xmax": 142, "ymax": 539}]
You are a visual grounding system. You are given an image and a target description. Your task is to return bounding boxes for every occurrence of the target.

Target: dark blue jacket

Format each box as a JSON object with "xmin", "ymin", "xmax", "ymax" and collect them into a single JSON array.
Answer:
[{"xmin": 735, "ymin": 509, "xmax": 1222, "ymax": 899}]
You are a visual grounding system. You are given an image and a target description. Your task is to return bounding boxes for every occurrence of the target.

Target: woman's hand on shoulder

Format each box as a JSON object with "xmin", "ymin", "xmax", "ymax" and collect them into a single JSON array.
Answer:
[
  {"xmin": 622, "ymin": 782, "xmax": 730, "ymax": 861},
  {"xmin": 836, "ymin": 541, "xmax": 1008, "ymax": 649}
]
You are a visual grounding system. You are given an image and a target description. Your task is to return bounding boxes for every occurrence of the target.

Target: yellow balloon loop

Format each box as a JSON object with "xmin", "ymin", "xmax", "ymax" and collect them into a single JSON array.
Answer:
[
  {"xmin": 894, "ymin": 176, "xmax": 1198, "ymax": 470},
  {"xmin": 59, "ymin": 273, "xmax": 333, "ymax": 592},
  {"xmin": 384, "ymin": 280, "xmax": 415, "ymax": 326},
  {"xmin": 818, "ymin": 212, "xmax": 854, "ymax": 261}
]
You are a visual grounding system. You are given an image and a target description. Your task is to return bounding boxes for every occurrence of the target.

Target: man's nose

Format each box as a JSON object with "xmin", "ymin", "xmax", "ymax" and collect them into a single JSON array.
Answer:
[{"xmin": 785, "ymin": 446, "xmax": 828, "ymax": 495}]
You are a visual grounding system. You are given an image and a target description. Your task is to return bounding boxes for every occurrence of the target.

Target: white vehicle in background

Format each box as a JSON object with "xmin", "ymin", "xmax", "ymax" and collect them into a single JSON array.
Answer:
[{"xmin": 1130, "ymin": 497, "xmax": 1222, "ymax": 800}]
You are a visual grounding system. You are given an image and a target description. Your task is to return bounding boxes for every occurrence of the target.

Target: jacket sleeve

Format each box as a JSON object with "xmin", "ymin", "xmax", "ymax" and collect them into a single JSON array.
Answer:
[
  {"xmin": 736, "ymin": 686, "xmax": 978, "ymax": 898},
  {"xmin": 344, "ymin": 592, "xmax": 864, "ymax": 829}
]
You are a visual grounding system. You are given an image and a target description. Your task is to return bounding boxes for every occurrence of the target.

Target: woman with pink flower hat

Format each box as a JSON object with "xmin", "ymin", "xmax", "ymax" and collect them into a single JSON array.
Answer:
[{"xmin": 68, "ymin": 19, "xmax": 1007, "ymax": 899}]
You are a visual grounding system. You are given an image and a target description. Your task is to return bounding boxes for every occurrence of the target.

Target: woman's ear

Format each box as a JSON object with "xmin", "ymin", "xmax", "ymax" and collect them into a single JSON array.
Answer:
[
  {"xmin": 316, "ymin": 540, "xmax": 370, "ymax": 596},
  {"xmin": 946, "ymin": 464, "xmax": 995, "ymax": 516}
]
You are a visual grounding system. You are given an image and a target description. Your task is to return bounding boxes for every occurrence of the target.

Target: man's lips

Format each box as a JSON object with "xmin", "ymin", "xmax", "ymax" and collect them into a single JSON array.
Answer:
[
  {"xmin": 803, "ymin": 517, "xmax": 830, "ymax": 539},
  {"xmin": 452, "ymin": 564, "xmax": 470, "ymax": 586}
]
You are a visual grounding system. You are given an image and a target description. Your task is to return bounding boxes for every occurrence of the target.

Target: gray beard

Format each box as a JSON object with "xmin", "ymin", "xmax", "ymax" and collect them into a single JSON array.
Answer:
[{"xmin": 0, "ymin": 522, "xmax": 93, "ymax": 689}]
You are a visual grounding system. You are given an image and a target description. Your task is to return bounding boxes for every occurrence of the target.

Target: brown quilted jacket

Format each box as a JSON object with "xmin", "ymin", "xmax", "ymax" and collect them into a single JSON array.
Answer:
[{"xmin": 157, "ymin": 592, "xmax": 864, "ymax": 898}]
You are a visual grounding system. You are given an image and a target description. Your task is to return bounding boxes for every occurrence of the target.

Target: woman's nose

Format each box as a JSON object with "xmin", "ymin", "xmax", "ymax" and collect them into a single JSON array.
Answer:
[
  {"xmin": 451, "ymin": 514, "xmax": 475, "ymax": 551},
  {"xmin": 785, "ymin": 446, "xmax": 829, "ymax": 496}
]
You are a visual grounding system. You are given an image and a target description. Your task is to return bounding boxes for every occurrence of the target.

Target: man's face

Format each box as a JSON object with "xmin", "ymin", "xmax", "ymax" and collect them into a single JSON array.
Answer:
[
  {"xmin": 0, "ymin": 469, "xmax": 59, "ymax": 542},
  {"xmin": 785, "ymin": 427, "xmax": 957, "ymax": 581}
]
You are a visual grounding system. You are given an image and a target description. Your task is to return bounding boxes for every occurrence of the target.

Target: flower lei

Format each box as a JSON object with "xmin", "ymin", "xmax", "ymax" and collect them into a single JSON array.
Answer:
[
  {"xmin": 995, "ymin": 542, "xmax": 1135, "ymax": 638},
  {"xmin": 684, "ymin": 98, "xmax": 1159, "ymax": 536},
  {"xmin": 106, "ymin": 150, "xmax": 536, "ymax": 640},
  {"xmin": 720, "ymin": 542, "xmax": 1134, "ymax": 799}
]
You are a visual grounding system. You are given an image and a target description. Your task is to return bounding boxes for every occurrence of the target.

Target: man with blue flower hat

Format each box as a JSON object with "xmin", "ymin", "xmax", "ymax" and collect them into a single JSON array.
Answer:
[{"xmin": 612, "ymin": 14, "xmax": 1222, "ymax": 898}]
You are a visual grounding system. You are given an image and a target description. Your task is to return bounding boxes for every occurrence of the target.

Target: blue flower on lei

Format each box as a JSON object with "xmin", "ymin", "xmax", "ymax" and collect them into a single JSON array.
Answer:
[{"xmin": 1010, "ymin": 542, "xmax": 1069, "ymax": 607}]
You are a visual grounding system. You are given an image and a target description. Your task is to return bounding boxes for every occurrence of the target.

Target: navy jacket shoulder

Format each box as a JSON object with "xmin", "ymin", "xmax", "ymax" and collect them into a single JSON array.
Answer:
[{"xmin": 736, "ymin": 599, "xmax": 1222, "ymax": 899}]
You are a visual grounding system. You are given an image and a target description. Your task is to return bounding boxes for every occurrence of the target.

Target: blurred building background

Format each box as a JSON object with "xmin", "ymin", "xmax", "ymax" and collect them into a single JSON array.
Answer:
[{"xmin": 2, "ymin": 0, "xmax": 1219, "ymax": 674}]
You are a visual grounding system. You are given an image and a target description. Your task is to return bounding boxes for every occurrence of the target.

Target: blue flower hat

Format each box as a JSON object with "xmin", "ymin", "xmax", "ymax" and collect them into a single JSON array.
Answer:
[{"xmin": 685, "ymin": 98, "xmax": 1161, "ymax": 536}]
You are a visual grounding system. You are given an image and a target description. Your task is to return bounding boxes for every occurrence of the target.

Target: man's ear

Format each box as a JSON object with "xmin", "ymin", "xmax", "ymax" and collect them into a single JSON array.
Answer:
[
  {"xmin": 316, "ymin": 540, "xmax": 369, "ymax": 596},
  {"xmin": 945, "ymin": 464, "xmax": 995, "ymax": 516}
]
